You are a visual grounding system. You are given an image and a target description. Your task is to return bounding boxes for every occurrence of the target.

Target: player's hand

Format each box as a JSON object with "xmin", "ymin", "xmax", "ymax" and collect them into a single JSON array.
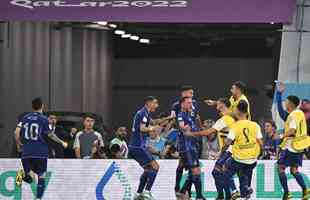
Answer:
[
  {"xmin": 183, "ymin": 125, "xmax": 191, "ymax": 132},
  {"xmin": 277, "ymin": 81, "xmax": 285, "ymax": 93},
  {"xmin": 71, "ymin": 128, "xmax": 78, "ymax": 134},
  {"xmin": 183, "ymin": 131, "xmax": 195, "ymax": 137},
  {"xmin": 62, "ymin": 142, "xmax": 68, "ymax": 149},
  {"xmin": 170, "ymin": 111, "xmax": 176, "ymax": 118},
  {"xmin": 204, "ymin": 99, "xmax": 216, "ymax": 106}
]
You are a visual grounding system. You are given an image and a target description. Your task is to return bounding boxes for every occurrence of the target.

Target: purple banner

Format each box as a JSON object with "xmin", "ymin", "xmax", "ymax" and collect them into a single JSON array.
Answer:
[{"xmin": 0, "ymin": 0, "xmax": 296, "ymax": 22}]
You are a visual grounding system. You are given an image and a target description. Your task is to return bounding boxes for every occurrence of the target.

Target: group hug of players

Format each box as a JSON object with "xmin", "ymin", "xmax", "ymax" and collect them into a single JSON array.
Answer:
[
  {"xmin": 13, "ymin": 82, "xmax": 310, "ymax": 200},
  {"xmin": 129, "ymin": 82, "xmax": 310, "ymax": 200}
]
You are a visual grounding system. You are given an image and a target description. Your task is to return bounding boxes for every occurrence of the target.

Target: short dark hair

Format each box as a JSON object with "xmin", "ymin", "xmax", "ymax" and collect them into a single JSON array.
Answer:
[
  {"xmin": 32, "ymin": 97, "xmax": 43, "ymax": 110},
  {"xmin": 265, "ymin": 119, "xmax": 277, "ymax": 129},
  {"xmin": 83, "ymin": 113, "xmax": 95, "ymax": 120},
  {"xmin": 144, "ymin": 96, "xmax": 157, "ymax": 104},
  {"xmin": 233, "ymin": 81, "xmax": 246, "ymax": 93},
  {"xmin": 237, "ymin": 100, "xmax": 248, "ymax": 114},
  {"xmin": 180, "ymin": 85, "xmax": 193, "ymax": 92},
  {"xmin": 287, "ymin": 95, "xmax": 300, "ymax": 107},
  {"xmin": 180, "ymin": 96, "xmax": 191, "ymax": 103},
  {"xmin": 217, "ymin": 97, "xmax": 231, "ymax": 108}
]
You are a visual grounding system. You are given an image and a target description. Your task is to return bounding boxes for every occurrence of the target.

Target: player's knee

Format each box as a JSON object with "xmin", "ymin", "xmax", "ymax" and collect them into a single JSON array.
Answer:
[
  {"xmin": 191, "ymin": 167, "xmax": 200, "ymax": 175},
  {"xmin": 151, "ymin": 161, "xmax": 159, "ymax": 171},
  {"xmin": 278, "ymin": 165, "xmax": 286, "ymax": 173}
]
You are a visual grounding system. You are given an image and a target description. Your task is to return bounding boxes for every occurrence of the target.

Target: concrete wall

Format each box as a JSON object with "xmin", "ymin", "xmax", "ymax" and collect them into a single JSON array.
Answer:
[
  {"xmin": 112, "ymin": 58, "xmax": 274, "ymax": 129},
  {"xmin": 279, "ymin": 0, "xmax": 310, "ymax": 82}
]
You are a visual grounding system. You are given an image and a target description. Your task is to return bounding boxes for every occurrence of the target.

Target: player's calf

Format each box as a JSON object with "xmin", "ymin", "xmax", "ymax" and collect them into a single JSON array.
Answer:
[{"xmin": 36, "ymin": 175, "xmax": 46, "ymax": 199}]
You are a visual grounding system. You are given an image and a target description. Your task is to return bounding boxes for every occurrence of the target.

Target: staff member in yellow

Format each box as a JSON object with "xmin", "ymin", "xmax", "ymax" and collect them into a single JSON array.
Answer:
[
  {"xmin": 205, "ymin": 81, "xmax": 251, "ymax": 120},
  {"xmin": 277, "ymin": 95, "xmax": 310, "ymax": 200},
  {"xmin": 220, "ymin": 100, "xmax": 262, "ymax": 199},
  {"xmin": 185, "ymin": 98, "xmax": 239, "ymax": 199}
]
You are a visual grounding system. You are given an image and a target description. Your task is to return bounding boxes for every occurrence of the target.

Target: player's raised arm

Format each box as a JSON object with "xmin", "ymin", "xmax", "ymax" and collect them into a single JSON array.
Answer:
[
  {"xmin": 204, "ymin": 99, "xmax": 217, "ymax": 106},
  {"xmin": 185, "ymin": 127, "xmax": 217, "ymax": 137},
  {"xmin": 140, "ymin": 123, "xmax": 157, "ymax": 133},
  {"xmin": 150, "ymin": 115, "xmax": 174, "ymax": 126}
]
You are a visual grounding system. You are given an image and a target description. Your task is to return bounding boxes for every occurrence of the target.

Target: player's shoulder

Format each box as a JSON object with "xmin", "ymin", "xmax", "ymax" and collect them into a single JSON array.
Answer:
[
  {"xmin": 93, "ymin": 131, "xmax": 102, "ymax": 138},
  {"xmin": 75, "ymin": 131, "xmax": 84, "ymax": 138},
  {"xmin": 248, "ymin": 121, "xmax": 260, "ymax": 130},
  {"xmin": 222, "ymin": 114, "xmax": 235, "ymax": 122},
  {"xmin": 291, "ymin": 109, "xmax": 304, "ymax": 116},
  {"xmin": 171, "ymin": 100, "xmax": 180, "ymax": 109},
  {"xmin": 137, "ymin": 107, "xmax": 148, "ymax": 116},
  {"xmin": 241, "ymin": 94, "xmax": 249, "ymax": 102}
]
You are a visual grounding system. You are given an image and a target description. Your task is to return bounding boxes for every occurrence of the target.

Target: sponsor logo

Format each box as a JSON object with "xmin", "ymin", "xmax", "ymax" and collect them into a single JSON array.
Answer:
[
  {"xmin": 10, "ymin": 0, "xmax": 188, "ymax": 9},
  {"xmin": 0, "ymin": 170, "xmax": 52, "ymax": 200},
  {"xmin": 180, "ymin": 162, "xmax": 310, "ymax": 198},
  {"xmin": 96, "ymin": 161, "xmax": 132, "ymax": 200}
]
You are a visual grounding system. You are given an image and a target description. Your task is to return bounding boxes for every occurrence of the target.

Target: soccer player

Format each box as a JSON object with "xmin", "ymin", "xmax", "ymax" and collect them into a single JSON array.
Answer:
[
  {"xmin": 171, "ymin": 85, "xmax": 201, "ymax": 198},
  {"xmin": 129, "ymin": 96, "xmax": 172, "ymax": 200},
  {"xmin": 177, "ymin": 96, "xmax": 205, "ymax": 200},
  {"xmin": 185, "ymin": 98, "xmax": 238, "ymax": 200},
  {"xmin": 221, "ymin": 100, "xmax": 263, "ymax": 199},
  {"xmin": 277, "ymin": 95, "xmax": 310, "ymax": 200},
  {"xmin": 206, "ymin": 81, "xmax": 251, "ymax": 120},
  {"xmin": 15, "ymin": 98, "xmax": 68, "ymax": 200}
]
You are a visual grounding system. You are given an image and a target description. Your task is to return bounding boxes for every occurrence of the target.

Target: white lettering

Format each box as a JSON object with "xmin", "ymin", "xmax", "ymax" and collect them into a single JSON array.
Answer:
[
  {"xmin": 33, "ymin": 1, "xmax": 50, "ymax": 7},
  {"xmin": 10, "ymin": 0, "xmax": 34, "ymax": 9},
  {"xmin": 80, "ymin": 2, "xmax": 97, "ymax": 6},
  {"xmin": 53, "ymin": 1, "xmax": 69, "ymax": 6},
  {"xmin": 98, "ymin": 2, "xmax": 113, "ymax": 7}
]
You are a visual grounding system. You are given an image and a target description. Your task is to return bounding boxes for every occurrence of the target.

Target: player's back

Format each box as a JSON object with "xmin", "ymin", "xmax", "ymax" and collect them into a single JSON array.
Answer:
[
  {"xmin": 19, "ymin": 112, "xmax": 50, "ymax": 158},
  {"xmin": 231, "ymin": 120, "xmax": 261, "ymax": 161}
]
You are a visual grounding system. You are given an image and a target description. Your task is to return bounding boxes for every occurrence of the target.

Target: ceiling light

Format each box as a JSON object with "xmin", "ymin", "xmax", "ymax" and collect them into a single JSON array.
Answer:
[
  {"xmin": 108, "ymin": 24, "xmax": 117, "ymax": 28},
  {"xmin": 114, "ymin": 30, "xmax": 125, "ymax": 35},
  {"xmin": 121, "ymin": 34, "xmax": 131, "ymax": 38},
  {"xmin": 130, "ymin": 35, "xmax": 140, "ymax": 41},
  {"xmin": 96, "ymin": 21, "xmax": 108, "ymax": 26},
  {"xmin": 139, "ymin": 39, "xmax": 150, "ymax": 44}
]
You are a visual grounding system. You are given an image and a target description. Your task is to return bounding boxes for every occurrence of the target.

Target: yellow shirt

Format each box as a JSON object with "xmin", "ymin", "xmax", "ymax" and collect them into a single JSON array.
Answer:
[
  {"xmin": 212, "ymin": 115, "xmax": 235, "ymax": 150},
  {"xmin": 227, "ymin": 120, "xmax": 262, "ymax": 164},
  {"xmin": 229, "ymin": 94, "xmax": 251, "ymax": 120},
  {"xmin": 282, "ymin": 109, "xmax": 307, "ymax": 152}
]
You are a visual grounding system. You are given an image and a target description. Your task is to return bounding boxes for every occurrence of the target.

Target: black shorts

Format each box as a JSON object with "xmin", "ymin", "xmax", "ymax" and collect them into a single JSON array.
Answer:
[{"xmin": 22, "ymin": 158, "xmax": 47, "ymax": 176}]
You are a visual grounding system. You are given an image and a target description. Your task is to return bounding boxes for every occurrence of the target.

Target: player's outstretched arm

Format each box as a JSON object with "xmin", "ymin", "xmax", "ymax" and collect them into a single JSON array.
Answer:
[
  {"xmin": 150, "ymin": 116, "xmax": 174, "ymax": 126},
  {"xmin": 192, "ymin": 128, "xmax": 217, "ymax": 137},
  {"xmin": 204, "ymin": 99, "xmax": 217, "ymax": 106},
  {"xmin": 140, "ymin": 123, "xmax": 157, "ymax": 133},
  {"xmin": 48, "ymin": 132, "xmax": 68, "ymax": 148}
]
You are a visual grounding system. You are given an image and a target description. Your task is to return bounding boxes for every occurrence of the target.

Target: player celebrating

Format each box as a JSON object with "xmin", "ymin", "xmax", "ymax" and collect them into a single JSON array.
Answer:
[
  {"xmin": 221, "ymin": 100, "xmax": 263, "ymax": 199},
  {"xmin": 177, "ymin": 97, "xmax": 205, "ymax": 200},
  {"xmin": 277, "ymin": 95, "xmax": 310, "ymax": 200},
  {"xmin": 129, "ymin": 96, "xmax": 172, "ymax": 200},
  {"xmin": 185, "ymin": 98, "xmax": 238, "ymax": 200},
  {"xmin": 206, "ymin": 81, "xmax": 251, "ymax": 120},
  {"xmin": 171, "ymin": 85, "xmax": 201, "ymax": 198},
  {"xmin": 15, "ymin": 98, "xmax": 68, "ymax": 200}
]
